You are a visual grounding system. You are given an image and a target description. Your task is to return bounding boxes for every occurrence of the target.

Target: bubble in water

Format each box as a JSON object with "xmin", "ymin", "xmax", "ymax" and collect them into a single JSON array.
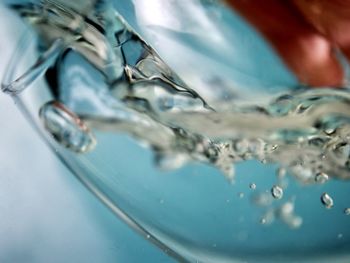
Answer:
[
  {"xmin": 278, "ymin": 204, "xmax": 303, "ymax": 229},
  {"xmin": 260, "ymin": 217, "xmax": 267, "ymax": 225},
  {"xmin": 238, "ymin": 192, "xmax": 244, "ymax": 199},
  {"xmin": 271, "ymin": 185, "xmax": 283, "ymax": 199},
  {"xmin": 156, "ymin": 153, "xmax": 189, "ymax": 171},
  {"xmin": 276, "ymin": 167, "xmax": 286, "ymax": 178},
  {"xmin": 288, "ymin": 216, "xmax": 303, "ymax": 229},
  {"xmin": 279, "ymin": 201, "xmax": 294, "ymax": 215},
  {"xmin": 259, "ymin": 210, "xmax": 275, "ymax": 225},
  {"xmin": 146, "ymin": 234, "xmax": 151, "ymax": 239},
  {"xmin": 265, "ymin": 144, "xmax": 278, "ymax": 153},
  {"xmin": 252, "ymin": 192, "xmax": 273, "ymax": 207},
  {"xmin": 249, "ymin": 183, "xmax": 256, "ymax": 190},
  {"xmin": 325, "ymin": 128, "xmax": 336, "ymax": 135},
  {"xmin": 233, "ymin": 139, "xmax": 249, "ymax": 154},
  {"xmin": 337, "ymin": 233, "xmax": 343, "ymax": 239},
  {"xmin": 315, "ymin": 172, "xmax": 329, "ymax": 184},
  {"xmin": 39, "ymin": 101, "xmax": 96, "ymax": 153},
  {"xmin": 248, "ymin": 139, "xmax": 265, "ymax": 157},
  {"xmin": 289, "ymin": 165, "xmax": 314, "ymax": 183},
  {"xmin": 321, "ymin": 193, "xmax": 334, "ymax": 209},
  {"xmin": 344, "ymin": 208, "xmax": 350, "ymax": 215}
]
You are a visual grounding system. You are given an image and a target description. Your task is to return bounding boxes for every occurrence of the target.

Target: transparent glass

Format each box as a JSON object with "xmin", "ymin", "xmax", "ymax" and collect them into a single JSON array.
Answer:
[{"xmin": 2, "ymin": 1, "xmax": 350, "ymax": 262}]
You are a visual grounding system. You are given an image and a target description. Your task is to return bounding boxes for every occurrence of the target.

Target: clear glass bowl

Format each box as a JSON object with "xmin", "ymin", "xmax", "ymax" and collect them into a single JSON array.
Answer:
[{"xmin": 2, "ymin": 1, "xmax": 350, "ymax": 262}]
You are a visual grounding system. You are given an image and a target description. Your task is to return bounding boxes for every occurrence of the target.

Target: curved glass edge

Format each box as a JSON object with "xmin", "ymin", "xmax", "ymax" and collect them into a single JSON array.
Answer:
[{"xmin": 1, "ymin": 30, "xmax": 191, "ymax": 263}]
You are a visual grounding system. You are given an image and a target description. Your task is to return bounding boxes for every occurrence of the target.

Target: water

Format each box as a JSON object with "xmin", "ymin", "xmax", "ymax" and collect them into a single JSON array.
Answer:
[
  {"xmin": 39, "ymin": 101, "xmax": 96, "ymax": 153},
  {"xmin": 315, "ymin": 172, "xmax": 329, "ymax": 184},
  {"xmin": 249, "ymin": 183, "xmax": 256, "ymax": 190},
  {"xmin": 12, "ymin": 1, "xmax": 350, "ymax": 182},
  {"xmin": 344, "ymin": 208, "xmax": 350, "ymax": 215},
  {"xmin": 4, "ymin": 1, "xmax": 350, "ymax": 262},
  {"xmin": 321, "ymin": 193, "xmax": 334, "ymax": 209},
  {"xmin": 271, "ymin": 185, "xmax": 283, "ymax": 199}
]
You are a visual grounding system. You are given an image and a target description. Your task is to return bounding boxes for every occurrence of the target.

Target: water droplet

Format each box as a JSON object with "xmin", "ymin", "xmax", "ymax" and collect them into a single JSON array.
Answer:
[
  {"xmin": 238, "ymin": 192, "xmax": 244, "ymax": 199},
  {"xmin": 344, "ymin": 208, "xmax": 350, "ymax": 215},
  {"xmin": 321, "ymin": 193, "xmax": 334, "ymax": 209},
  {"xmin": 39, "ymin": 101, "xmax": 96, "ymax": 153},
  {"xmin": 146, "ymin": 234, "xmax": 151, "ymax": 239},
  {"xmin": 315, "ymin": 172, "xmax": 329, "ymax": 184},
  {"xmin": 249, "ymin": 183, "xmax": 256, "ymax": 190},
  {"xmin": 271, "ymin": 185, "xmax": 283, "ymax": 199}
]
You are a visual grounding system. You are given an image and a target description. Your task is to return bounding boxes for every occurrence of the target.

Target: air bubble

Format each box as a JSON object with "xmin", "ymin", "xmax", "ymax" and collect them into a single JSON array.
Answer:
[
  {"xmin": 249, "ymin": 183, "xmax": 256, "ymax": 190},
  {"xmin": 344, "ymin": 208, "xmax": 350, "ymax": 215},
  {"xmin": 321, "ymin": 193, "xmax": 334, "ymax": 209},
  {"xmin": 325, "ymin": 128, "xmax": 335, "ymax": 135},
  {"xmin": 315, "ymin": 172, "xmax": 329, "ymax": 184},
  {"xmin": 253, "ymin": 192, "xmax": 273, "ymax": 207},
  {"xmin": 271, "ymin": 185, "xmax": 283, "ymax": 199},
  {"xmin": 289, "ymin": 216, "xmax": 303, "ymax": 229},
  {"xmin": 260, "ymin": 217, "xmax": 267, "ymax": 225},
  {"xmin": 39, "ymin": 101, "xmax": 96, "ymax": 153},
  {"xmin": 233, "ymin": 139, "xmax": 249, "ymax": 154}
]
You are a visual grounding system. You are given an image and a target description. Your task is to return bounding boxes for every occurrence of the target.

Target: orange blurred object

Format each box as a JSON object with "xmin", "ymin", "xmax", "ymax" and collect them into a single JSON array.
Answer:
[{"xmin": 227, "ymin": 0, "xmax": 350, "ymax": 87}]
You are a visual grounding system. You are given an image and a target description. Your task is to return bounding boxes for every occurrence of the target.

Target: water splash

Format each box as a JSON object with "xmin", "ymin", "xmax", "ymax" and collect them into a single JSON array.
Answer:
[{"xmin": 7, "ymin": 1, "xmax": 350, "ymax": 232}]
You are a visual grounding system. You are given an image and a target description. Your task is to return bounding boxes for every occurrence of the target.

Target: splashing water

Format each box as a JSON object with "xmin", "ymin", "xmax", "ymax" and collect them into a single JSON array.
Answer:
[{"xmin": 5, "ymin": 1, "xmax": 350, "ymax": 237}]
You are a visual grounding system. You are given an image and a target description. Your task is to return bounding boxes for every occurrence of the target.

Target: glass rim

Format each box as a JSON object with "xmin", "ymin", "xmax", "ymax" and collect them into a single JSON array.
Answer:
[{"xmin": 1, "ymin": 30, "xmax": 64, "ymax": 95}]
